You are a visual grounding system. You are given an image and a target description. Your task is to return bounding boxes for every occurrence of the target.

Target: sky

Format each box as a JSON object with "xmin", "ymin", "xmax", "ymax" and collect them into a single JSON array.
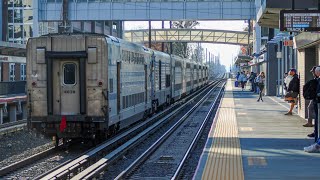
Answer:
[{"xmin": 124, "ymin": 20, "xmax": 248, "ymax": 69}]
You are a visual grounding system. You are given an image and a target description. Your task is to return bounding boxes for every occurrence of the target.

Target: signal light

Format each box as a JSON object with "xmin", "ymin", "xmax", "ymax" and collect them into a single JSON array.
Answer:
[
  {"xmin": 98, "ymin": 81, "xmax": 103, "ymax": 86},
  {"xmin": 32, "ymin": 82, "xmax": 37, "ymax": 87}
]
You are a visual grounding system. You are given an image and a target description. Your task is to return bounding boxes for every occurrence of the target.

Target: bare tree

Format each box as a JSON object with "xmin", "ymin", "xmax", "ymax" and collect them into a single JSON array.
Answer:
[{"xmin": 171, "ymin": 21, "xmax": 199, "ymax": 58}]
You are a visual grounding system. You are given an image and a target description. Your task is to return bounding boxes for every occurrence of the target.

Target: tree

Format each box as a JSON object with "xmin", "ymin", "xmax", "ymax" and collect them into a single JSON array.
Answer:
[
  {"xmin": 171, "ymin": 21, "xmax": 199, "ymax": 58},
  {"xmin": 190, "ymin": 43, "xmax": 204, "ymax": 63}
]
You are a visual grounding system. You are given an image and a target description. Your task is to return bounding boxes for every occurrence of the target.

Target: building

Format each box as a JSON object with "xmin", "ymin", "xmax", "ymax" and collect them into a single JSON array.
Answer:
[
  {"xmin": 0, "ymin": 0, "xmax": 124, "ymax": 82},
  {"xmin": 1, "ymin": 0, "xmax": 33, "ymax": 44},
  {"xmin": 0, "ymin": 0, "xmax": 30, "ymax": 82}
]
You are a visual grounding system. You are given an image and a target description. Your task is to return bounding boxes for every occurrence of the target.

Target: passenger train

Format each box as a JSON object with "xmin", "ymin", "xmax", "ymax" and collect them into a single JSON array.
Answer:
[{"xmin": 26, "ymin": 33, "xmax": 208, "ymax": 142}]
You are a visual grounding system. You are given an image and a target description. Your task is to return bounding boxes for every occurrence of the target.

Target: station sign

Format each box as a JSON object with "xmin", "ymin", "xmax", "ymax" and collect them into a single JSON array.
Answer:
[
  {"xmin": 280, "ymin": 10, "xmax": 320, "ymax": 32},
  {"xmin": 283, "ymin": 40, "xmax": 293, "ymax": 46},
  {"xmin": 0, "ymin": 55, "xmax": 26, "ymax": 63}
]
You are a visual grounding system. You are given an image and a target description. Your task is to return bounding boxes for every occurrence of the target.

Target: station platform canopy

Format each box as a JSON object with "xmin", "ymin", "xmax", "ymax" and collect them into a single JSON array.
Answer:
[
  {"xmin": 0, "ymin": 41, "xmax": 26, "ymax": 57},
  {"xmin": 124, "ymin": 29, "xmax": 252, "ymax": 46},
  {"xmin": 234, "ymin": 55, "xmax": 252, "ymax": 65},
  {"xmin": 257, "ymin": 0, "xmax": 318, "ymax": 28}
]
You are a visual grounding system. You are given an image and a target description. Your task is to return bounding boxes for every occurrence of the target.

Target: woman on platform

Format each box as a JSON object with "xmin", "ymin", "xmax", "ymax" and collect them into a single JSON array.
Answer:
[
  {"xmin": 255, "ymin": 72, "xmax": 265, "ymax": 102},
  {"xmin": 284, "ymin": 69, "xmax": 299, "ymax": 115}
]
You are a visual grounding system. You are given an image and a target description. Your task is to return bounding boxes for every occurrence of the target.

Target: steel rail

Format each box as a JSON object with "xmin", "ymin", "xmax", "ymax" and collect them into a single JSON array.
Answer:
[
  {"xmin": 36, "ymin": 81, "xmax": 216, "ymax": 180},
  {"xmin": 0, "ymin": 147, "xmax": 57, "ymax": 177},
  {"xmin": 71, "ymin": 80, "xmax": 222, "ymax": 180},
  {"xmin": 114, "ymin": 80, "xmax": 225, "ymax": 180},
  {"xmin": 0, "ymin": 119, "xmax": 26, "ymax": 129},
  {"xmin": 171, "ymin": 81, "xmax": 226, "ymax": 180}
]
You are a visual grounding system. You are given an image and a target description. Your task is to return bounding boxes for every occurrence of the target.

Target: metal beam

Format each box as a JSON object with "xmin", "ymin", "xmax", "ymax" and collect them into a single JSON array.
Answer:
[{"xmin": 38, "ymin": 1, "xmax": 255, "ymax": 21}]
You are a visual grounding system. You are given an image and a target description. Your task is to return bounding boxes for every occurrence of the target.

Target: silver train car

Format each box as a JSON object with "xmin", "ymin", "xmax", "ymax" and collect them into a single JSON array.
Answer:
[{"xmin": 26, "ymin": 33, "xmax": 208, "ymax": 141}]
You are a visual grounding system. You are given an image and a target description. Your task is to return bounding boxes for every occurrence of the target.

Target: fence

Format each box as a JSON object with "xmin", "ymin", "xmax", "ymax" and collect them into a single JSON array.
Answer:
[{"xmin": 0, "ymin": 81, "xmax": 26, "ymax": 96}]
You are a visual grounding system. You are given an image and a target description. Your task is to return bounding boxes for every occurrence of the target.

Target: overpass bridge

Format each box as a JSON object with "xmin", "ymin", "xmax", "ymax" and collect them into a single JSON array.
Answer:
[
  {"xmin": 124, "ymin": 29, "xmax": 252, "ymax": 46},
  {"xmin": 36, "ymin": 0, "xmax": 255, "ymax": 21}
]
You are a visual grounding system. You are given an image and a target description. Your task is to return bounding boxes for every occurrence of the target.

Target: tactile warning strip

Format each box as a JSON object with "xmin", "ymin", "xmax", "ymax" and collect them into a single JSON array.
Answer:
[{"xmin": 196, "ymin": 79, "xmax": 244, "ymax": 180}]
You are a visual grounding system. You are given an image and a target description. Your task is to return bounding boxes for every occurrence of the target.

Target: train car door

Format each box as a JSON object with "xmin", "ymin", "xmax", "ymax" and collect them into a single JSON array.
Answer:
[
  {"xmin": 144, "ymin": 64, "xmax": 148, "ymax": 103},
  {"xmin": 117, "ymin": 62, "xmax": 121, "ymax": 114},
  {"xmin": 53, "ymin": 60, "xmax": 80, "ymax": 115}
]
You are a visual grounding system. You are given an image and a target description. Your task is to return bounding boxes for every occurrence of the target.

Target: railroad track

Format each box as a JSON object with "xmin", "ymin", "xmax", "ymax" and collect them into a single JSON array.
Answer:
[
  {"xmin": 35, "ymin": 80, "xmax": 223, "ymax": 180},
  {"xmin": 0, "ymin": 120, "xmax": 26, "ymax": 129},
  {"xmin": 0, "ymin": 147, "xmax": 57, "ymax": 177},
  {"xmin": 114, "ymin": 81, "xmax": 225, "ymax": 180}
]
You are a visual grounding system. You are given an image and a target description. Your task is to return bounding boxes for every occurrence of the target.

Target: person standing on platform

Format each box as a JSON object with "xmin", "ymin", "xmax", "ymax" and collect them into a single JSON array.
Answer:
[
  {"xmin": 304, "ymin": 66, "xmax": 317, "ymax": 128},
  {"xmin": 284, "ymin": 69, "xmax": 300, "ymax": 115},
  {"xmin": 256, "ymin": 72, "xmax": 265, "ymax": 102},
  {"xmin": 304, "ymin": 66, "xmax": 320, "ymax": 153},
  {"xmin": 283, "ymin": 72, "xmax": 288, "ymax": 94},
  {"xmin": 238, "ymin": 72, "xmax": 246, "ymax": 91},
  {"xmin": 236, "ymin": 72, "xmax": 240, "ymax": 81},
  {"xmin": 249, "ymin": 72, "xmax": 256, "ymax": 92},
  {"xmin": 246, "ymin": 71, "xmax": 250, "ymax": 89},
  {"xmin": 306, "ymin": 67, "xmax": 320, "ymax": 140}
]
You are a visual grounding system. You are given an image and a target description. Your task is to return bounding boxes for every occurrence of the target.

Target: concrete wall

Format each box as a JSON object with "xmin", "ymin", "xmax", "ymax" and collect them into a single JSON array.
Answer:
[{"xmin": 297, "ymin": 47, "xmax": 317, "ymax": 119}]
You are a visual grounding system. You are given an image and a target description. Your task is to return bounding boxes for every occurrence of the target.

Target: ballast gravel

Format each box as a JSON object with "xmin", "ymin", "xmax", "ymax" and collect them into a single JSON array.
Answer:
[{"xmin": 0, "ymin": 129, "xmax": 53, "ymax": 168}]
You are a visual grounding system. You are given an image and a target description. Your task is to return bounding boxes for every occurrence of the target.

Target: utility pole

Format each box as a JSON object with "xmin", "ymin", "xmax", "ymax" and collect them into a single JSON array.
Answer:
[
  {"xmin": 247, "ymin": 19, "xmax": 251, "ymax": 55},
  {"xmin": 162, "ymin": 21, "xmax": 164, "ymax": 52},
  {"xmin": 148, "ymin": 21, "xmax": 151, "ymax": 48},
  {"xmin": 60, "ymin": 0, "xmax": 70, "ymax": 33}
]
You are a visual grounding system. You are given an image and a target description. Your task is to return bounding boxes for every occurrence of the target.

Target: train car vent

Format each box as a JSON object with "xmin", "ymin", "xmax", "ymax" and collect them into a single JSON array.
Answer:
[
  {"xmin": 36, "ymin": 48, "xmax": 45, "ymax": 64},
  {"xmin": 88, "ymin": 47, "xmax": 97, "ymax": 64}
]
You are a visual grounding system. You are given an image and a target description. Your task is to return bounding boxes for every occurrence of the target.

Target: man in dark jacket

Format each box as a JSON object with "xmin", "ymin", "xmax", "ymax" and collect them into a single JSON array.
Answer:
[
  {"xmin": 306, "ymin": 66, "xmax": 318, "ymax": 139},
  {"xmin": 249, "ymin": 72, "xmax": 256, "ymax": 92},
  {"xmin": 304, "ymin": 66, "xmax": 320, "ymax": 152},
  {"xmin": 284, "ymin": 68, "xmax": 299, "ymax": 115}
]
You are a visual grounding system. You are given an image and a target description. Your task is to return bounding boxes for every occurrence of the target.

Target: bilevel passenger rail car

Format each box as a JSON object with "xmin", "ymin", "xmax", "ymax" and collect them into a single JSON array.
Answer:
[{"xmin": 26, "ymin": 33, "xmax": 209, "ymax": 145}]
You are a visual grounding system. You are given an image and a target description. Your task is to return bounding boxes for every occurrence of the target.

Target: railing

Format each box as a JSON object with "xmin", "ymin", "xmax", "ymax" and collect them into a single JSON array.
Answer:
[{"xmin": 0, "ymin": 81, "xmax": 26, "ymax": 96}]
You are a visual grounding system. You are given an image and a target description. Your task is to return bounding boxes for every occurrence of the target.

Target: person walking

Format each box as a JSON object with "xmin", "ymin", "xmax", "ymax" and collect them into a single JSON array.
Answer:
[
  {"xmin": 238, "ymin": 72, "xmax": 246, "ymax": 91},
  {"xmin": 249, "ymin": 72, "xmax": 256, "ymax": 92},
  {"xmin": 284, "ymin": 68, "xmax": 300, "ymax": 115},
  {"xmin": 256, "ymin": 72, "xmax": 265, "ymax": 102}
]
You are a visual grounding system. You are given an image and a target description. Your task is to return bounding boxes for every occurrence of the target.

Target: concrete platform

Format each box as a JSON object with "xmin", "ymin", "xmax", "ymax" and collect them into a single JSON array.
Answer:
[
  {"xmin": 0, "ymin": 94, "xmax": 26, "ymax": 104},
  {"xmin": 194, "ymin": 79, "xmax": 320, "ymax": 180}
]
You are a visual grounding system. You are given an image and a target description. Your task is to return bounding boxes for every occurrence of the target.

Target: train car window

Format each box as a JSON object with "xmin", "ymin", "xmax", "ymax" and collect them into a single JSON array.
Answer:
[
  {"xmin": 129, "ymin": 95, "xmax": 132, "ymax": 107},
  {"xmin": 126, "ymin": 96, "xmax": 129, "ymax": 108},
  {"xmin": 63, "ymin": 63, "xmax": 76, "ymax": 85},
  {"xmin": 131, "ymin": 52, "xmax": 134, "ymax": 63},
  {"xmin": 166, "ymin": 74, "xmax": 170, "ymax": 87},
  {"xmin": 122, "ymin": 96, "xmax": 125, "ymax": 109},
  {"xmin": 9, "ymin": 63, "xmax": 15, "ymax": 81},
  {"xmin": 159, "ymin": 60, "xmax": 161, "ymax": 90},
  {"xmin": 134, "ymin": 94, "xmax": 137, "ymax": 105}
]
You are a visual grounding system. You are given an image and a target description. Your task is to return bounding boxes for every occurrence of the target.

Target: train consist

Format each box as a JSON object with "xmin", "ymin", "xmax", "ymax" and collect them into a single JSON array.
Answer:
[{"xmin": 26, "ymin": 33, "xmax": 208, "ymax": 142}]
